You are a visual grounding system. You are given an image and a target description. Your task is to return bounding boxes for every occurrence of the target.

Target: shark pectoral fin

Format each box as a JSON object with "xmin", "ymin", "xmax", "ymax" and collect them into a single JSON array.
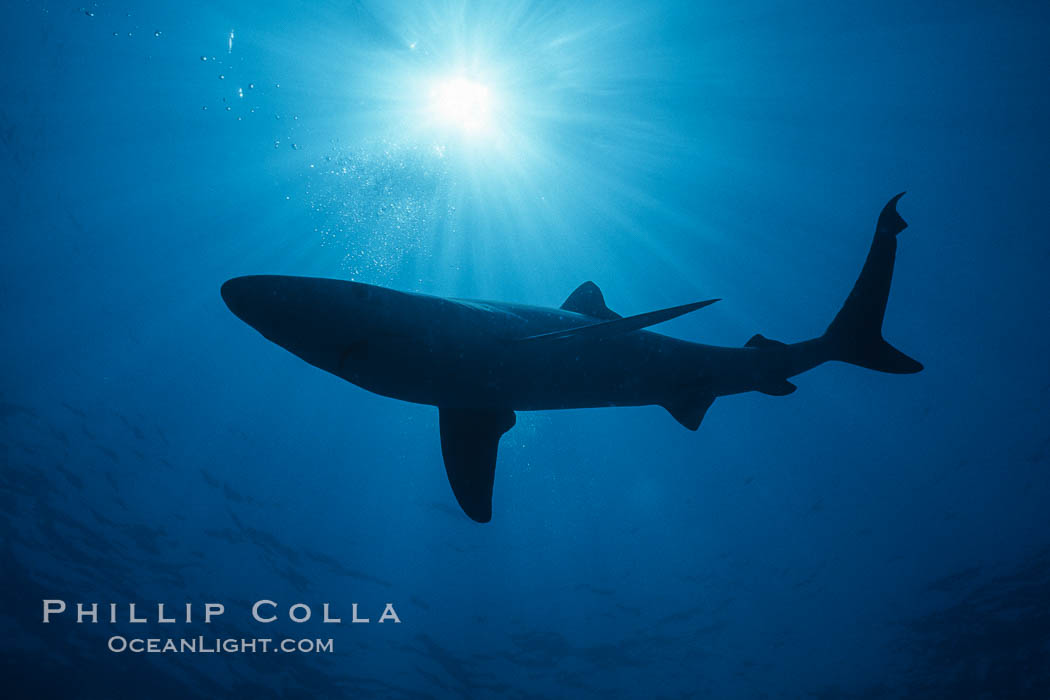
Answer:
[
  {"xmin": 756, "ymin": 380, "xmax": 797, "ymax": 396},
  {"xmin": 438, "ymin": 408, "xmax": 516, "ymax": 523},
  {"xmin": 662, "ymin": 394, "xmax": 716, "ymax": 431},
  {"xmin": 519, "ymin": 299, "xmax": 720, "ymax": 343}
]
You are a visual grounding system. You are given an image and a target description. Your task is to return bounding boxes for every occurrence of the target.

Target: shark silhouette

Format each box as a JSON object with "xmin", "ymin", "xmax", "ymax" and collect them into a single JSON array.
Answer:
[{"xmin": 222, "ymin": 194, "xmax": 921, "ymax": 522}]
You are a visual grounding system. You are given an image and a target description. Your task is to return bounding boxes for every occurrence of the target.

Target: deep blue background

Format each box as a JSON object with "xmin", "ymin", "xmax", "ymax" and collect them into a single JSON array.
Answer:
[{"xmin": 2, "ymin": 1, "xmax": 1048, "ymax": 697}]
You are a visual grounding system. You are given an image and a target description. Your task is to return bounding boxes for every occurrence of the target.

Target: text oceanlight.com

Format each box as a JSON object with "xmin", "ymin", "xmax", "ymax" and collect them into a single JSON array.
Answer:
[{"xmin": 107, "ymin": 636, "xmax": 334, "ymax": 654}]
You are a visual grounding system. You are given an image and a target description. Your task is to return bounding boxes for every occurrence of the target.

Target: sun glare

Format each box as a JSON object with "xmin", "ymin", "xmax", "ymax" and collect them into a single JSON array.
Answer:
[{"xmin": 427, "ymin": 77, "xmax": 493, "ymax": 134}]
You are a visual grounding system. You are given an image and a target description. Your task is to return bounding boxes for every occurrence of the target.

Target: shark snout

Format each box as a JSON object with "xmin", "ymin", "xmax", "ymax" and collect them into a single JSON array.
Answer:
[
  {"xmin": 221, "ymin": 275, "xmax": 296, "ymax": 331},
  {"xmin": 221, "ymin": 276, "xmax": 263, "ymax": 323},
  {"xmin": 221, "ymin": 274, "xmax": 364, "ymax": 350},
  {"xmin": 222, "ymin": 274, "xmax": 378, "ymax": 373}
]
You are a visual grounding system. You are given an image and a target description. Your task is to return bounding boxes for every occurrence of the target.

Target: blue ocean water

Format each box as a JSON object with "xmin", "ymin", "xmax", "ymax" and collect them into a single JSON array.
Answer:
[{"xmin": 2, "ymin": 0, "xmax": 1049, "ymax": 697}]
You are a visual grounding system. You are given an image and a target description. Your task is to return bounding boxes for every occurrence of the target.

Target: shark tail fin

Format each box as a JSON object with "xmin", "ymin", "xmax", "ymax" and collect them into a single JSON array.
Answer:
[{"xmin": 822, "ymin": 193, "xmax": 923, "ymax": 375}]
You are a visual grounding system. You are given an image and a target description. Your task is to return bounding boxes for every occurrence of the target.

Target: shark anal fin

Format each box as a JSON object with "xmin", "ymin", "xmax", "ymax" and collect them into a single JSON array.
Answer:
[
  {"xmin": 757, "ymin": 379, "xmax": 797, "ymax": 396},
  {"xmin": 521, "ymin": 299, "xmax": 720, "ymax": 344},
  {"xmin": 560, "ymin": 281, "xmax": 621, "ymax": 320},
  {"xmin": 438, "ymin": 408, "xmax": 516, "ymax": 523},
  {"xmin": 745, "ymin": 334, "xmax": 787, "ymax": 349},
  {"xmin": 663, "ymin": 394, "xmax": 715, "ymax": 431}
]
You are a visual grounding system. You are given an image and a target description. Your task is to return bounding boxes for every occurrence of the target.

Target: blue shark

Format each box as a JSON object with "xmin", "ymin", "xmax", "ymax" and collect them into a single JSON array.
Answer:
[{"xmin": 222, "ymin": 195, "xmax": 921, "ymax": 521}]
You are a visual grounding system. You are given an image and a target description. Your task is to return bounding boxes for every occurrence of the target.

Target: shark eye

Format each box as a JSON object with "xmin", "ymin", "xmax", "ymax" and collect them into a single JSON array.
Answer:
[{"xmin": 338, "ymin": 340, "xmax": 369, "ymax": 368}]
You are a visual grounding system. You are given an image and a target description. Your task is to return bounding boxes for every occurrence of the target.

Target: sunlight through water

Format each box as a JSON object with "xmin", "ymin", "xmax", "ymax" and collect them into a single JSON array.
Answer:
[
  {"xmin": 427, "ymin": 77, "xmax": 495, "ymax": 135},
  {"xmin": 298, "ymin": 1, "xmax": 699, "ymax": 297}
]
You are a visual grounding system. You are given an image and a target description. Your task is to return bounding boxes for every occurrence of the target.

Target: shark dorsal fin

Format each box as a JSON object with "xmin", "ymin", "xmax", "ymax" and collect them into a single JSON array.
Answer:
[
  {"xmin": 519, "ymin": 299, "xmax": 720, "ymax": 344},
  {"xmin": 560, "ymin": 282, "xmax": 621, "ymax": 320},
  {"xmin": 745, "ymin": 333, "xmax": 787, "ymax": 349}
]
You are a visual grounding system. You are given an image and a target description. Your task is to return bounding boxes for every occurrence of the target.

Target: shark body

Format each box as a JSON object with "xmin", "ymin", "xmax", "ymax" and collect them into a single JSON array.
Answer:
[{"xmin": 222, "ymin": 195, "xmax": 922, "ymax": 521}]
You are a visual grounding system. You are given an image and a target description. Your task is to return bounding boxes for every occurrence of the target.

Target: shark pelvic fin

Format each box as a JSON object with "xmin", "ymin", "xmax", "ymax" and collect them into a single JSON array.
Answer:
[
  {"xmin": 438, "ymin": 408, "xmax": 516, "ymax": 523},
  {"xmin": 520, "ymin": 299, "xmax": 720, "ymax": 344},
  {"xmin": 663, "ymin": 394, "xmax": 716, "ymax": 431},
  {"xmin": 756, "ymin": 379, "xmax": 797, "ymax": 396},
  {"xmin": 560, "ymin": 282, "xmax": 621, "ymax": 320}
]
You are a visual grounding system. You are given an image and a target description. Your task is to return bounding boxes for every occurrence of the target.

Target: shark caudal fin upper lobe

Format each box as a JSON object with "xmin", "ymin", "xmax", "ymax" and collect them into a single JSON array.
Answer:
[{"xmin": 823, "ymin": 193, "xmax": 923, "ymax": 374}]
